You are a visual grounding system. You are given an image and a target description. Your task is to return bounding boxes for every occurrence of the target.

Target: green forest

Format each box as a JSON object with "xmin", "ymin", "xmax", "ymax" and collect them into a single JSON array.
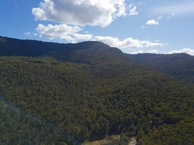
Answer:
[{"xmin": 0, "ymin": 37, "xmax": 194, "ymax": 145}]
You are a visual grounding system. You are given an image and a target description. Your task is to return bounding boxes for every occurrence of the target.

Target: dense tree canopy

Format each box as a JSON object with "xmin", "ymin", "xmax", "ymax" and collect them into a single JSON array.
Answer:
[
  {"xmin": 129, "ymin": 53, "xmax": 194, "ymax": 84},
  {"xmin": 0, "ymin": 36, "xmax": 194, "ymax": 145}
]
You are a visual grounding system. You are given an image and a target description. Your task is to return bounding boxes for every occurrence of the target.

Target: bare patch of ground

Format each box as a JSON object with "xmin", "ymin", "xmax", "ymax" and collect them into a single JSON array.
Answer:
[{"xmin": 83, "ymin": 135, "xmax": 136, "ymax": 145}]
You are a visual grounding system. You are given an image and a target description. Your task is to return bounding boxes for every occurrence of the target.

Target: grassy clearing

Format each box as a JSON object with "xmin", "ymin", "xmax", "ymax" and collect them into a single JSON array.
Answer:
[{"xmin": 83, "ymin": 135, "xmax": 130, "ymax": 145}]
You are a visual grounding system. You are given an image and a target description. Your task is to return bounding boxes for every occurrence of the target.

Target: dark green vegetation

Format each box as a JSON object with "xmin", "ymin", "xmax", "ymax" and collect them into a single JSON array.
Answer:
[
  {"xmin": 0, "ymin": 36, "xmax": 194, "ymax": 145},
  {"xmin": 129, "ymin": 53, "xmax": 194, "ymax": 84}
]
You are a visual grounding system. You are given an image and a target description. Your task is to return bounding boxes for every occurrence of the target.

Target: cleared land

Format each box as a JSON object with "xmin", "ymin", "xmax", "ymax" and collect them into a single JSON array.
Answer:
[{"xmin": 83, "ymin": 135, "xmax": 136, "ymax": 145}]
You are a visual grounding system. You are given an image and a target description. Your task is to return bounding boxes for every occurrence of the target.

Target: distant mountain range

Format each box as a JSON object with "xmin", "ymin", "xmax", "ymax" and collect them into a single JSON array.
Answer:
[
  {"xmin": 128, "ymin": 53, "xmax": 194, "ymax": 84},
  {"xmin": 1, "ymin": 36, "xmax": 194, "ymax": 84},
  {"xmin": 0, "ymin": 36, "xmax": 194, "ymax": 145}
]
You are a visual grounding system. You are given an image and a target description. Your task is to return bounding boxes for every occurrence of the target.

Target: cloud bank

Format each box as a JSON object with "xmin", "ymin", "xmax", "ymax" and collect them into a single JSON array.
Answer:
[
  {"xmin": 168, "ymin": 48, "xmax": 194, "ymax": 55},
  {"xmin": 32, "ymin": 0, "xmax": 128, "ymax": 27},
  {"xmin": 32, "ymin": 0, "xmax": 164, "ymax": 51},
  {"xmin": 35, "ymin": 23, "xmax": 164, "ymax": 49},
  {"xmin": 93, "ymin": 36, "xmax": 163, "ymax": 49},
  {"xmin": 126, "ymin": 48, "xmax": 194, "ymax": 56},
  {"xmin": 36, "ymin": 24, "xmax": 93, "ymax": 43}
]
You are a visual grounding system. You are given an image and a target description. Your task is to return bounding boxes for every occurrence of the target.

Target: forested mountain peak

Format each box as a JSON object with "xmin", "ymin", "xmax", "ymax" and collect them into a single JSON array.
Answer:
[
  {"xmin": 0, "ymin": 36, "xmax": 119, "ymax": 54},
  {"xmin": 0, "ymin": 36, "xmax": 124, "ymax": 64},
  {"xmin": 0, "ymin": 36, "xmax": 194, "ymax": 144}
]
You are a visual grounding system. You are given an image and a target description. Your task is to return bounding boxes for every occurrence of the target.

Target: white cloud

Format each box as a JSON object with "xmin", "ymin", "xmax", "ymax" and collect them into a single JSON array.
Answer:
[
  {"xmin": 73, "ymin": 33, "xmax": 93, "ymax": 41},
  {"xmin": 32, "ymin": 1, "xmax": 163, "ymax": 50},
  {"xmin": 168, "ymin": 48, "xmax": 194, "ymax": 55},
  {"xmin": 92, "ymin": 36, "xmax": 164, "ymax": 48},
  {"xmin": 36, "ymin": 24, "xmax": 93, "ymax": 43},
  {"xmin": 122, "ymin": 48, "xmax": 194, "ymax": 55},
  {"xmin": 142, "ymin": 15, "xmax": 163, "ymax": 28},
  {"xmin": 146, "ymin": 19, "xmax": 159, "ymax": 25},
  {"xmin": 130, "ymin": 49, "xmax": 159, "ymax": 54},
  {"xmin": 154, "ymin": 1, "xmax": 194, "ymax": 16},
  {"xmin": 128, "ymin": 4, "xmax": 138, "ymax": 16},
  {"xmin": 32, "ymin": 0, "xmax": 128, "ymax": 27},
  {"xmin": 35, "ymin": 24, "xmax": 164, "ymax": 48}
]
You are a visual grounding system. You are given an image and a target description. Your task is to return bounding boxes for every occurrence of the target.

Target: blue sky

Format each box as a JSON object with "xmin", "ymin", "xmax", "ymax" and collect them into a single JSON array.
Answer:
[{"xmin": 0, "ymin": 0, "xmax": 194, "ymax": 55}]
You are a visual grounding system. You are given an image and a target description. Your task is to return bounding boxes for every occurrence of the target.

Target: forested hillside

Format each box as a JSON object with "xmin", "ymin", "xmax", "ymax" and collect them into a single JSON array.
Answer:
[
  {"xmin": 0, "ymin": 36, "xmax": 194, "ymax": 145},
  {"xmin": 129, "ymin": 53, "xmax": 194, "ymax": 84}
]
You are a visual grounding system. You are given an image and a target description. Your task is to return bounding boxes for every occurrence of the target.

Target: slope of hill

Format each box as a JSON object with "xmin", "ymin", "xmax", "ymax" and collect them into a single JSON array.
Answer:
[
  {"xmin": 0, "ymin": 36, "xmax": 123, "ymax": 64},
  {"xmin": 129, "ymin": 53, "xmax": 194, "ymax": 84},
  {"xmin": 0, "ymin": 36, "xmax": 194, "ymax": 145}
]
